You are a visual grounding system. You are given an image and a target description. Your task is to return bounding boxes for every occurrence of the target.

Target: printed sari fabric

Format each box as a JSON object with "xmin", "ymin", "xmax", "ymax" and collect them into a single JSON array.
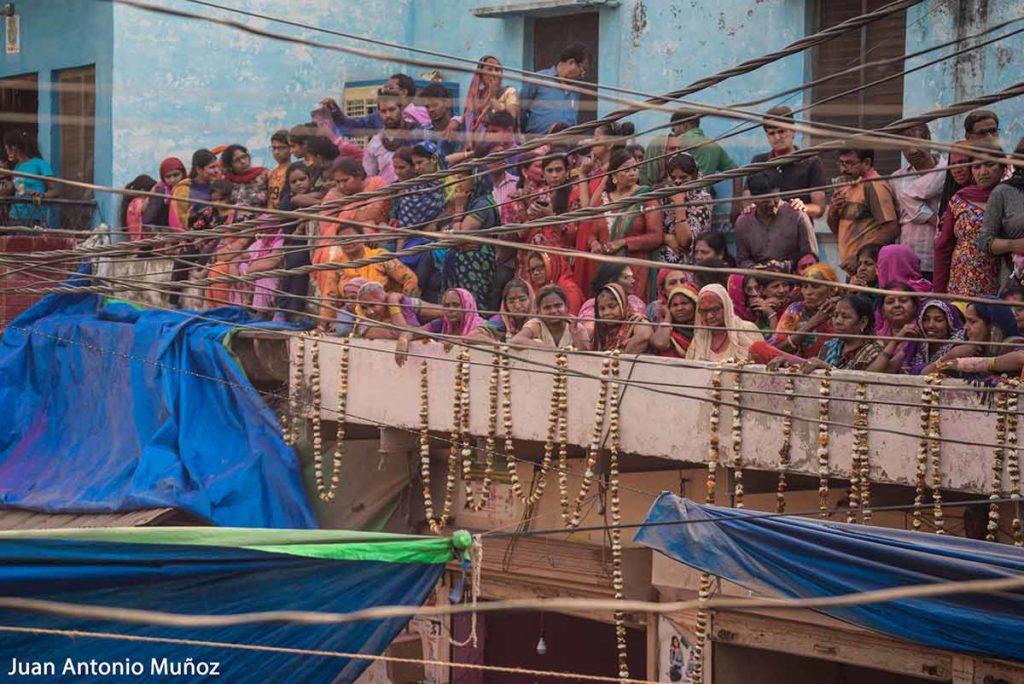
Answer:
[{"xmin": 443, "ymin": 181, "xmax": 498, "ymax": 308}]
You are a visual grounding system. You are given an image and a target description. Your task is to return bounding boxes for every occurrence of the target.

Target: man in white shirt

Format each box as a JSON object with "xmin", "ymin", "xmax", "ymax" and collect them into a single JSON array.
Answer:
[{"xmin": 888, "ymin": 123, "xmax": 945, "ymax": 279}]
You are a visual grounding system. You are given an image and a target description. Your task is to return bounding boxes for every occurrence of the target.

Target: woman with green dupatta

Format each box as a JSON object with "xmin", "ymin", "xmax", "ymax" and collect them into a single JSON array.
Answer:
[{"xmin": 587, "ymin": 149, "xmax": 663, "ymax": 300}]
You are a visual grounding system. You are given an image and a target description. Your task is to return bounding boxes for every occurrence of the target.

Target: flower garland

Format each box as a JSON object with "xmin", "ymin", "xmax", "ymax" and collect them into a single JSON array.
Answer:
[
  {"xmin": 928, "ymin": 376, "xmax": 944, "ymax": 534},
  {"xmin": 464, "ymin": 348, "xmax": 497, "ymax": 512},
  {"xmin": 912, "ymin": 379, "xmax": 933, "ymax": 531},
  {"xmin": 1006, "ymin": 378, "xmax": 1022, "ymax": 546},
  {"xmin": 693, "ymin": 367, "xmax": 724, "ymax": 683},
  {"xmin": 707, "ymin": 369, "xmax": 723, "ymax": 505},
  {"xmin": 990, "ymin": 383, "xmax": 1008, "ymax": 542},
  {"xmin": 847, "ymin": 383, "xmax": 869, "ymax": 524},
  {"xmin": 419, "ymin": 361, "xmax": 438, "ymax": 530},
  {"xmin": 817, "ymin": 368, "xmax": 832, "ymax": 517},
  {"xmin": 731, "ymin": 362, "xmax": 746, "ymax": 509},
  {"xmin": 498, "ymin": 345, "xmax": 517, "ymax": 491},
  {"xmin": 859, "ymin": 387, "xmax": 872, "ymax": 524},
  {"xmin": 605, "ymin": 354, "xmax": 628, "ymax": 680},
  {"xmin": 562, "ymin": 353, "xmax": 614, "ymax": 527},
  {"xmin": 309, "ymin": 335, "xmax": 323, "ymax": 496},
  {"xmin": 285, "ymin": 334, "xmax": 306, "ymax": 446},
  {"xmin": 776, "ymin": 370, "xmax": 796, "ymax": 513},
  {"xmin": 425, "ymin": 349, "xmax": 468, "ymax": 533},
  {"xmin": 522, "ymin": 352, "xmax": 567, "ymax": 507},
  {"xmin": 316, "ymin": 333, "xmax": 350, "ymax": 502}
]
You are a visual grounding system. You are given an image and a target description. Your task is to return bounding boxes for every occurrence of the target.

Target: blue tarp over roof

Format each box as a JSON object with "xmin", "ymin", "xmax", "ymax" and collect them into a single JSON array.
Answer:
[
  {"xmin": 635, "ymin": 492, "xmax": 1024, "ymax": 660},
  {"xmin": 0, "ymin": 290, "xmax": 314, "ymax": 528},
  {"xmin": 0, "ymin": 527, "xmax": 461, "ymax": 683}
]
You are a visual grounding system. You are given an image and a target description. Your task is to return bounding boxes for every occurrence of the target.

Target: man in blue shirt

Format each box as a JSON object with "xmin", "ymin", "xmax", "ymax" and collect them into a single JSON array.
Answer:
[{"xmin": 519, "ymin": 42, "xmax": 590, "ymax": 136}]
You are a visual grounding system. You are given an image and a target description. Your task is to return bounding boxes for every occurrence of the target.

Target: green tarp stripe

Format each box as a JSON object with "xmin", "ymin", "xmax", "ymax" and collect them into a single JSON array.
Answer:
[
  {"xmin": 243, "ymin": 539, "xmax": 454, "ymax": 564},
  {"xmin": 0, "ymin": 526, "xmax": 460, "ymax": 564}
]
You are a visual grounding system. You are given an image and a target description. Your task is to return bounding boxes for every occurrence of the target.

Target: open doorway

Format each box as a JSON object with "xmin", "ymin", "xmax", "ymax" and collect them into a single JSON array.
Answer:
[
  {"xmin": 0, "ymin": 73, "xmax": 38, "ymax": 144},
  {"xmin": 532, "ymin": 13, "xmax": 599, "ymax": 123}
]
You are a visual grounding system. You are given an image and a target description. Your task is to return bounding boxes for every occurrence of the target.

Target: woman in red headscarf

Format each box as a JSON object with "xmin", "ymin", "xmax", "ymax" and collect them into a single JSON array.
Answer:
[
  {"xmin": 519, "ymin": 251, "xmax": 584, "ymax": 315},
  {"xmin": 463, "ymin": 56, "xmax": 520, "ymax": 144},
  {"xmin": 650, "ymin": 284, "xmax": 699, "ymax": 358}
]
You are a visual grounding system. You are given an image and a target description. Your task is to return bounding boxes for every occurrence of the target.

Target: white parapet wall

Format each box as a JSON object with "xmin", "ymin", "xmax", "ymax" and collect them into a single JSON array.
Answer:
[{"xmin": 292, "ymin": 337, "xmax": 1011, "ymax": 494}]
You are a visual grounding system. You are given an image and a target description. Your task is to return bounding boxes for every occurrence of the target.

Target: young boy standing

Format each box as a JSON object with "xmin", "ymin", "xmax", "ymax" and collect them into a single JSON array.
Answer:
[{"xmin": 267, "ymin": 129, "xmax": 292, "ymax": 210}]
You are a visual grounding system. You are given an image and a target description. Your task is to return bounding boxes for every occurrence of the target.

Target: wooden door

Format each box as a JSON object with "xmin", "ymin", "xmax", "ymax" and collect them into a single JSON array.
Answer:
[
  {"xmin": 532, "ymin": 12, "xmax": 599, "ymax": 124},
  {"xmin": 57, "ymin": 65, "xmax": 96, "ymax": 229}
]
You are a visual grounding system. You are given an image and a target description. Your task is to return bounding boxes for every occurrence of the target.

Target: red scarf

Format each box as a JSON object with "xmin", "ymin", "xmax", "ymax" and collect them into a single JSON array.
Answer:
[{"xmin": 225, "ymin": 166, "xmax": 265, "ymax": 184}]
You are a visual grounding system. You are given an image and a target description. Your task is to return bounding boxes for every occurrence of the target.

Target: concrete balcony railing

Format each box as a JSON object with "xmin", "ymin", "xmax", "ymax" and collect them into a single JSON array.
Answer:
[{"xmin": 285, "ymin": 338, "xmax": 1015, "ymax": 495}]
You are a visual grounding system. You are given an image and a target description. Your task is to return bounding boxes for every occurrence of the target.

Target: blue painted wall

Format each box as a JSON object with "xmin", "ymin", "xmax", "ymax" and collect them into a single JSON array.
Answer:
[
  {"xmin": 903, "ymin": 1, "xmax": 1024, "ymax": 151},
  {"xmin": 17, "ymin": 0, "xmax": 1021, "ymax": 231},
  {"xmin": 0, "ymin": 0, "xmax": 114, "ymax": 225}
]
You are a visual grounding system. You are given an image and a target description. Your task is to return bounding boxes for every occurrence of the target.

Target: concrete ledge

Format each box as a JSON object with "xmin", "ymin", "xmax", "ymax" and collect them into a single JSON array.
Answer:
[{"xmin": 294, "ymin": 338, "xmax": 1008, "ymax": 494}]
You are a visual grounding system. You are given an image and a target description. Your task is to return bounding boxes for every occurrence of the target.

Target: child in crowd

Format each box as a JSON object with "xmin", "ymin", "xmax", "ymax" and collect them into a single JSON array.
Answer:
[{"xmin": 266, "ymin": 129, "xmax": 292, "ymax": 210}]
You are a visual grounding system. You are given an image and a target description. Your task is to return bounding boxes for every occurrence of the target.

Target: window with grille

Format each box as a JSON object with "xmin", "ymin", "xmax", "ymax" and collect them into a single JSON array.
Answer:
[{"xmin": 809, "ymin": 0, "xmax": 907, "ymax": 176}]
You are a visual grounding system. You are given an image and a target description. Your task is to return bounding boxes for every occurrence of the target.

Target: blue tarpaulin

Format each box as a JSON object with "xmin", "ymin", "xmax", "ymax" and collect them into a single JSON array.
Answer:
[
  {"xmin": 0, "ymin": 527, "xmax": 463, "ymax": 683},
  {"xmin": 636, "ymin": 492, "xmax": 1024, "ymax": 660},
  {"xmin": 0, "ymin": 290, "xmax": 314, "ymax": 528}
]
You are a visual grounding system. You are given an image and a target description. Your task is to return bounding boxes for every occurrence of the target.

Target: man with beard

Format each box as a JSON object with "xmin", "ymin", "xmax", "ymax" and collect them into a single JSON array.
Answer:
[{"xmin": 363, "ymin": 88, "xmax": 425, "ymax": 182}]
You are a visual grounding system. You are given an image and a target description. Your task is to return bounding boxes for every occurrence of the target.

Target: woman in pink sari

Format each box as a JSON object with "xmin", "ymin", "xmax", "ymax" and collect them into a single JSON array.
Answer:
[{"xmin": 463, "ymin": 56, "xmax": 520, "ymax": 144}]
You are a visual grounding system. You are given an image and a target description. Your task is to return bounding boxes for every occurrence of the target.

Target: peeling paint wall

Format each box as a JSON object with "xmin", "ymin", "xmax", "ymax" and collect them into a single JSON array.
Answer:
[{"xmin": 903, "ymin": 0, "xmax": 1024, "ymax": 148}]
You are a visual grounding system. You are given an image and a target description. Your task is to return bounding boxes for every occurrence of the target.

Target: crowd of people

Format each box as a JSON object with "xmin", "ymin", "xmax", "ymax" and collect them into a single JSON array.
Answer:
[{"xmin": 5, "ymin": 42, "xmax": 1024, "ymax": 378}]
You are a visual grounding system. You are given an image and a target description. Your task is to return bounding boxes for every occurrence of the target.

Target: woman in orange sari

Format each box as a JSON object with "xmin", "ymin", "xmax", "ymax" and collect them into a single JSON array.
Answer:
[{"xmin": 312, "ymin": 156, "xmax": 391, "ymax": 296}]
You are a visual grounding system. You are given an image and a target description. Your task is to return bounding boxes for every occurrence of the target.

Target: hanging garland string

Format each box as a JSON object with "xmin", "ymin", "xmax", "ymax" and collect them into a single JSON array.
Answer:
[
  {"xmin": 817, "ymin": 369, "xmax": 832, "ymax": 517},
  {"xmin": 928, "ymin": 376, "xmax": 944, "ymax": 534},
  {"xmin": 1006, "ymin": 378, "xmax": 1022, "ymax": 547},
  {"xmin": 605, "ymin": 353, "xmax": 629, "ymax": 680},
  {"xmin": 519, "ymin": 352, "xmax": 567, "ymax": 507},
  {"xmin": 424, "ymin": 348, "xmax": 468, "ymax": 533},
  {"xmin": 731, "ymin": 362, "xmax": 745, "ymax": 509},
  {"xmin": 309, "ymin": 334, "xmax": 324, "ymax": 497},
  {"xmin": 315, "ymin": 333, "xmax": 350, "ymax": 502},
  {"xmin": 419, "ymin": 361, "xmax": 439, "ymax": 530},
  {"xmin": 464, "ymin": 347, "xmax": 497, "ymax": 512},
  {"xmin": 912, "ymin": 378, "xmax": 933, "ymax": 531},
  {"xmin": 692, "ymin": 367, "xmax": 724, "ymax": 684},
  {"xmin": 563, "ymin": 355, "xmax": 613, "ymax": 527},
  {"xmin": 707, "ymin": 369, "xmax": 723, "ymax": 505},
  {"xmin": 285, "ymin": 334, "xmax": 306, "ymax": 446},
  {"xmin": 858, "ymin": 383, "xmax": 872, "ymax": 524},
  {"xmin": 848, "ymin": 382, "xmax": 869, "ymax": 524},
  {"xmin": 776, "ymin": 370, "xmax": 796, "ymax": 514},
  {"xmin": 990, "ymin": 383, "xmax": 1009, "ymax": 543}
]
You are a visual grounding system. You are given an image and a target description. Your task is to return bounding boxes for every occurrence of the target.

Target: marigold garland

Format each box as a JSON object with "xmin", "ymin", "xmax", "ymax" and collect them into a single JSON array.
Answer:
[
  {"xmin": 463, "ymin": 348, "xmax": 497, "ymax": 512},
  {"xmin": 562, "ymin": 354, "xmax": 614, "ymax": 527},
  {"xmin": 315, "ymin": 333, "xmax": 350, "ymax": 502},
  {"xmin": 707, "ymin": 369, "xmax": 723, "ymax": 505},
  {"xmin": 859, "ymin": 390, "xmax": 872, "ymax": 524},
  {"xmin": 912, "ymin": 379, "xmax": 933, "ymax": 531},
  {"xmin": 848, "ymin": 383, "xmax": 869, "ymax": 524},
  {"xmin": 731, "ymin": 362, "xmax": 746, "ymax": 509},
  {"xmin": 285, "ymin": 334, "xmax": 306, "ymax": 445},
  {"xmin": 605, "ymin": 354, "xmax": 629, "ymax": 680},
  {"xmin": 990, "ymin": 384, "xmax": 1008, "ymax": 542},
  {"xmin": 817, "ymin": 369, "xmax": 832, "ymax": 516},
  {"xmin": 309, "ymin": 335, "xmax": 324, "ymax": 499},
  {"xmin": 419, "ymin": 362, "xmax": 438, "ymax": 530},
  {"xmin": 523, "ymin": 352, "xmax": 567, "ymax": 507},
  {"xmin": 776, "ymin": 370, "xmax": 796, "ymax": 513},
  {"xmin": 1006, "ymin": 378, "xmax": 1022, "ymax": 546},
  {"xmin": 928, "ymin": 376, "xmax": 944, "ymax": 534}
]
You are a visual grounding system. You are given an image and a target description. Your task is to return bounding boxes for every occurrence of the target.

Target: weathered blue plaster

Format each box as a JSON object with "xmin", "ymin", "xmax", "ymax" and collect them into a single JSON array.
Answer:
[
  {"xmin": 903, "ymin": 0, "xmax": 1024, "ymax": 148},
  {"xmin": 14, "ymin": 0, "xmax": 1024, "ymax": 234},
  {"xmin": 0, "ymin": 0, "xmax": 114, "ymax": 225}
]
